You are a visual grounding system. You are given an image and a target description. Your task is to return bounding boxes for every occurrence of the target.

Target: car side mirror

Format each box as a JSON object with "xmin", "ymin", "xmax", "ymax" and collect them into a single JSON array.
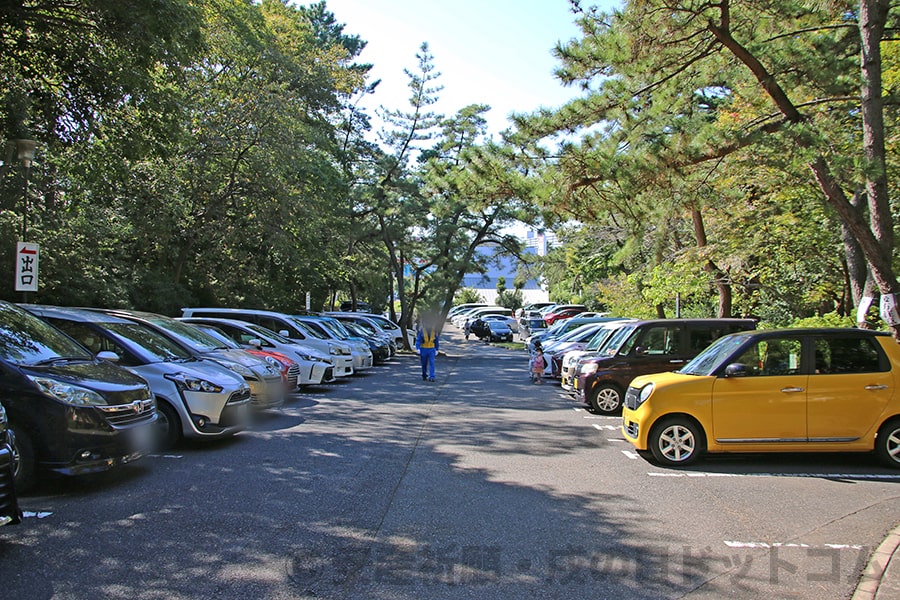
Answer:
[
  {"xmin": 97, "ymin": 350, "xmax": 120, "ymax": 363},
  {"xmin": 634, "ymin": 346, "xmax": 648, "ymax": 356},
  {"xmin": 725, "ymin": 363, "xmax": 750, "ymax": 377},
  {"xmin": 248, "ymin": 338, "xmax": 263, "ymax": 349},
  {"xmin": 279, "ymin": 330, "xmax": 291, "ymax": 337}
]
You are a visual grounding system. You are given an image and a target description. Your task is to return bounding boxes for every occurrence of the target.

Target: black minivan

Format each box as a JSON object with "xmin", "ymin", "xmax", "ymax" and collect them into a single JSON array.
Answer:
[
  {"xmin": 0, "ymin": 401, "xmax": 21, "ymax": 527},
  {"xmin": 0, "ymin": 301, "xmax": 156, "ymax": 491}
]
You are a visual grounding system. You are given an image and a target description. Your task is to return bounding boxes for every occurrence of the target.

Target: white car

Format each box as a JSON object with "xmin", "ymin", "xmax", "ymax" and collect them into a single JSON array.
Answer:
[
  {"xmin": 182, "ymin": 318, "xmax": 335, "ymax": 386},
  {"xmin": 333, "ymin": 311, "xmax": 406, "ymax": 348},
  {"xmin": 292, "ymin": 315, "xmax": 373, "ymax": 372},
  {"xmin": 180, "ymin": 308, "xmax": 355, "ymax": 377}
]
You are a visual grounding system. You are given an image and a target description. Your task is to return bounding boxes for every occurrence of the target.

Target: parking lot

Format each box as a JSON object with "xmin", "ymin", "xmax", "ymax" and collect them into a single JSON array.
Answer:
[{"xmin": 2, "ymin": 327, "xmax": 899, "ymax": 599}]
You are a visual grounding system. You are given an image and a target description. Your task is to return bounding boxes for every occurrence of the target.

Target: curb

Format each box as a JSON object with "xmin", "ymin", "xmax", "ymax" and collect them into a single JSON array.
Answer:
[{"xmin": 852, "ymin": 524, "xmax": 900, "ymax": 600}]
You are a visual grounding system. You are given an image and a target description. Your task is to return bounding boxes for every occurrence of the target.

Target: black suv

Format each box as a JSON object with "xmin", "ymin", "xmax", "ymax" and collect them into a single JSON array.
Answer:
[{"xmin": 572, "ymin": 318, "xmax": 757, "ymax": 414}]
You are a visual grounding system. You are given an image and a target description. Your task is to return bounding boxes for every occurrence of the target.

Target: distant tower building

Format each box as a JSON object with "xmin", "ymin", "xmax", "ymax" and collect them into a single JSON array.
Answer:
[{"xmin": 525, "ymin": 229, "xmax": 556, "ymax": 256}]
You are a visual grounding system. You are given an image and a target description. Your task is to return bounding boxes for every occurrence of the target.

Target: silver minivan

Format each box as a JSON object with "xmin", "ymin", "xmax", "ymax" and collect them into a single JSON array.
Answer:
[
  {"xmin": 26, "ymin": 305, "xmax": 253, "ymax": 450},
  {"xmin": 99, "ymin": 309, "xmax": 286, "ymax": 411}
]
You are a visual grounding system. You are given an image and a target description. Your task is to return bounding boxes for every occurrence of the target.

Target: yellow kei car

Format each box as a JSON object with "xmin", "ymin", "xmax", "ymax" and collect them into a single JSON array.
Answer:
[{"xmin": 621, "ymin": 328, "xmax": 900, "ymax": 467}]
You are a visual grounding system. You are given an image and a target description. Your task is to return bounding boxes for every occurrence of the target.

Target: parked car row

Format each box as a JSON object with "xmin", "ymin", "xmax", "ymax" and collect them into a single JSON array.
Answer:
[
  {"xmin": 0, "ymin": 301, "xmax": 405, "ymax": 501},
  {"xmin": 526, "ymin": 311, "xmax": 900, "ymax": 470}
]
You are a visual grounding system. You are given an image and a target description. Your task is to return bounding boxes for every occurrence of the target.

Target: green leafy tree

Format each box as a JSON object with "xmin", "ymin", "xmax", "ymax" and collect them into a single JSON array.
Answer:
[{"xmin": 520, "ymin": 0, "xmax": 900, "ymax": 339}]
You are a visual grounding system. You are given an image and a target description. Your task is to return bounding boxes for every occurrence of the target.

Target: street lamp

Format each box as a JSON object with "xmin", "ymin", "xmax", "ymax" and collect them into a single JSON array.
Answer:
[{"xmin": 13, "ymin": 139, "xmax": 37, "ymax": 241}]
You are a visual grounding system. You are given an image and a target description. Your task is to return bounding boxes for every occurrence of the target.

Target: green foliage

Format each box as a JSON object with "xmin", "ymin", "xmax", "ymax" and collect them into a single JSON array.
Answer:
[
  {"xmin": 788, "ymin": 312, "xmax": 857, "ymax": 329},
  {"xmin": 495, "ymin": 289, "xmax": 524, "ymax": 311},
  {"xmin": 454, "ymin": 288, "xmax": 484, "ymax": 304}
]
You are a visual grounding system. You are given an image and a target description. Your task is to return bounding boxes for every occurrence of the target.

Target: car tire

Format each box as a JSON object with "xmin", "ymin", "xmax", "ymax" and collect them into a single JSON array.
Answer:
[
  {"xmin": 588, "ymin": 383, "xmax": 623, "ymax": 414},
  {"xmin": 876, "ymin": 418, "xmax": 900, "ymax": 469},
  {"xmin": 9, "ymin": 423, "xmax": 36, "ymax": 493},
  {"xmin": 155, "ymin": 400, "xmax": 182, "ymax": 451},
  {"xmin": 649, "ymin": 417, "xmax": 703, "ymax": 467}
]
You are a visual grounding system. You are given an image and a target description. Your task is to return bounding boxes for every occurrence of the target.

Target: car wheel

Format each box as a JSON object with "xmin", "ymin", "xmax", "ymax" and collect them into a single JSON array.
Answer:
[
  {"xmin": 876, "ymin": 419, "xmax": 900, "ymax": 468},
  {"xmin": 588, "ymin": 383, "xmax": 623, "ymax": 414},
  {"xmin": 155, "ymin": 400, "xmax": 182, "ymax": 451},
  {"xmin": 649, "ymin": 417, "xmax": 703, "ymax": 466},
  {"xmin": 9, "ymin": 423, "xmax": 36, "ymax": 493}
]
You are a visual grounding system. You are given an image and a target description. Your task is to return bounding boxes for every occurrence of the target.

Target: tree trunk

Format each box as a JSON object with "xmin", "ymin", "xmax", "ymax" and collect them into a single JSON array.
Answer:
[{"xmin": 691, "ymin": 208, "xmax": 732, "ymax": 318}]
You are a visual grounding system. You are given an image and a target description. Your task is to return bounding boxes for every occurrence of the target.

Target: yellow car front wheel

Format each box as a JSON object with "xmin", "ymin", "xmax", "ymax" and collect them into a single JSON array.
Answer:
[{"xmin": 650, "ymin": 417, "xmax": 703, "ymax": 467}]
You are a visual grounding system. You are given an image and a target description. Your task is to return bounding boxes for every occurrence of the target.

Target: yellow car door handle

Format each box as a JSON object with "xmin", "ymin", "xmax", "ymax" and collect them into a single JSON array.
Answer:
[
  {"xmin": 780, "ymin": 387, "xmax": 804, "ymax": 393},
  {"xmin": 865, "ymin": 384, "xmax": 889, "ymax": 390}
]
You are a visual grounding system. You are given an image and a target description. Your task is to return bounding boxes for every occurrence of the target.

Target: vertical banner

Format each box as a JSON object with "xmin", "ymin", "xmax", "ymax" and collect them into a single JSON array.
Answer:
[
  {"xmin": 880, "ymin": 293, "xmax": 900, "ymax": 326},
  {"xmin": 15, "ymin": 242, "xmax": 39, "ymax": 293},
  {"xmin": 857, "ymin": 296, "xmax": 874, "ymax": 324}
]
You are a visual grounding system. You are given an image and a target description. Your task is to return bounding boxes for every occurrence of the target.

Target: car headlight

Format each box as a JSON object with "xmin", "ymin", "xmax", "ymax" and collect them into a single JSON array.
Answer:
[
  {"xmin": 262, "ymin": 356, "xmax": 282, "ymax": 369},
  {"xmin": 28, "ymin": 376, "xmax": 107, "ymax": 406},
  {"xmin": 580, "ymin": 362, "xmax": 599, "ymax": 376},
  {"xmin": 259, "ymin": 363, "xmax": 281, "ymax": 377},
  {"xmin": 636, "ymin": 382, "xmax": 655, "ymax": 406},
  {"xmin": 220, "ymin": 361, "xmax": 253, "ymax": 377},
  {"xmin": 164, "ymin": 372, "xmax": 224, "ymax": 393}
]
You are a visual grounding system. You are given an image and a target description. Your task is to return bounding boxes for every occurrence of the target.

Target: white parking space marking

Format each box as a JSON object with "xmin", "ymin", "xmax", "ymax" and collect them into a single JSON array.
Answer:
[
  {"xmin": 22, "ymin": 511, "xmax": 54, "ymax": 519},
  {"xmin": 649, "ymin": 472, "xmax": 900, "ymax": 480},
  {"xmin": 725, "ymin": 541, "xmax": 865, "ymax": 549},
  {"xmin": 622, "ymin": 450, "xmax": 640, "ymax": 459},
  {"xmin": 149, "ymin": 454, "xmax": 184, "ymax": 459},
  {"xmin": 592, "ymin": 424, "xmax": 618, "ymax": 431}
]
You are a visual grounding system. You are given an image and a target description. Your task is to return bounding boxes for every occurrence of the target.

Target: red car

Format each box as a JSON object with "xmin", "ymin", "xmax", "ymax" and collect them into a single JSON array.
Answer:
[{"xmin": 542, "ymin": 305, "xmax": 587, "ymax": 326}]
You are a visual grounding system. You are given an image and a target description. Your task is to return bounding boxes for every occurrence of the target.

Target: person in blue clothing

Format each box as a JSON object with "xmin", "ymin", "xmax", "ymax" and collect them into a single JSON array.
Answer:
[{"xmin": 415, "ymin": 320, "xmax": 440, "ymax": 382}]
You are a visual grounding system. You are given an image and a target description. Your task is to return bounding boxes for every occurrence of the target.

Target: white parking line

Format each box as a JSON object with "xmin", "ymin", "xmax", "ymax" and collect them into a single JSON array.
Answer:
[
  {"xmin": 725, "ymin": 540, "xmax": 864, "ymax": 549},
  {"xmin": 149, "ymin": 454, "xmax": 184, "ymax": 459},
  {"xmin": 592, "ymin": 424, "xmax": 618, "ymax": 431},
  {"xmin": 649, "ymin": 472, "xmax": 900, "ymax": 480},
  {"xmin": 22, "ymin": 511, "xmax": 54, "ymax": 519},
  {"xmin": 622, "ymin": 450, "xmax": 640, "ymax": 459}
]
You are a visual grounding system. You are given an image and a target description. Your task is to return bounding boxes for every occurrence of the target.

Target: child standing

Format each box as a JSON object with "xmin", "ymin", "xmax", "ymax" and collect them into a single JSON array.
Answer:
[{"xmin": 530, "ymin": 343, "xmax": 546, "ymax": 384}]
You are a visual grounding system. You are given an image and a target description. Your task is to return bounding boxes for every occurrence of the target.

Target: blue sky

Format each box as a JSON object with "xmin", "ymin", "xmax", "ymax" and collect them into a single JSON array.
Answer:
[{"xmin": 322, "ymin": 0, "xmax": 620, "ymax": 136}]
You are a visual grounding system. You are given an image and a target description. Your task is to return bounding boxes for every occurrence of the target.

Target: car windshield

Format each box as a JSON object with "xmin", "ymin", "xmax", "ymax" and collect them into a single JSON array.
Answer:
[
  {"xmin": 364, "ymin": 315, "xmax": 397, "ymax": 331},
  {"xmin": 104, "ymin": 322, "xmax": 196, "ymax": 360},
  {"xmin": 585, "ymin": 326, "xmax": 622, "ymax": 351},
  {"xmin": 344, "ymin": 321, "xmax": 371, "ymax": 337},
  {"xmin": 319, "ymin": 318, "xmax": 352, "ymax": 340},
  {"xmin": 678, "ymin": 334, "xmax": 749, "ymax": 376},
  {"xmin": 558, "ymin": 324, "xmax": 601, "ymax": 342},
  {"xmin": 187, "ymin": 324, "xmax": 242, "ymax": 350},
  {"xmin": 289, "ymin": 317, "xmax": 328, "ymax": 340},
  {"xmin": 346, "ymin": 320, "xmax": 377, "ymax": 335},
  {"xmin": 597, "ymin": 323, "xmax": 638, "ymax": 357},
  {"xmin": 245, "ymin": 323, "xmax": 293, "ymax": 344},
  {"xmin": 139, "ymin": 314, "xmax": 227, "ymax": 351},
  {"xmin": 0, "ymin": 303, "xmax": 93, "ymax": 365},
  {"xmin": 543, "ymin": 321, "xmax": 569, "ymax": 337}
]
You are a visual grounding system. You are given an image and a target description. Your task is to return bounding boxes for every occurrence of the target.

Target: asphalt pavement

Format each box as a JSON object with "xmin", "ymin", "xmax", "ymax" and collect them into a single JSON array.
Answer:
[
  {"xmin": 456, "ymin": 324, "xmax": 900, "ymax": 600},
  {"xmin": 4, "ymin": 321, "xmax": 900, "ymax": 599}
]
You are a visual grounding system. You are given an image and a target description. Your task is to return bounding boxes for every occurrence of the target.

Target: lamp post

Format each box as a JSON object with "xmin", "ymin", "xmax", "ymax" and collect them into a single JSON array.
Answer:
[
  {"xmin": 13, "ymin": 139, "xmax": 37, "ymax": 242},
  {"xmin": 11, "ymin": 139, "xmax": 37, "ymax": 302}
]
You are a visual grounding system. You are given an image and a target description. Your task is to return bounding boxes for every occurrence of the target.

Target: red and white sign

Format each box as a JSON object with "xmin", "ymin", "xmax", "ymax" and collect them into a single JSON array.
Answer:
[{"xmin": 15, "ymin": 242, "xmax": 39, "ymax": 292}]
